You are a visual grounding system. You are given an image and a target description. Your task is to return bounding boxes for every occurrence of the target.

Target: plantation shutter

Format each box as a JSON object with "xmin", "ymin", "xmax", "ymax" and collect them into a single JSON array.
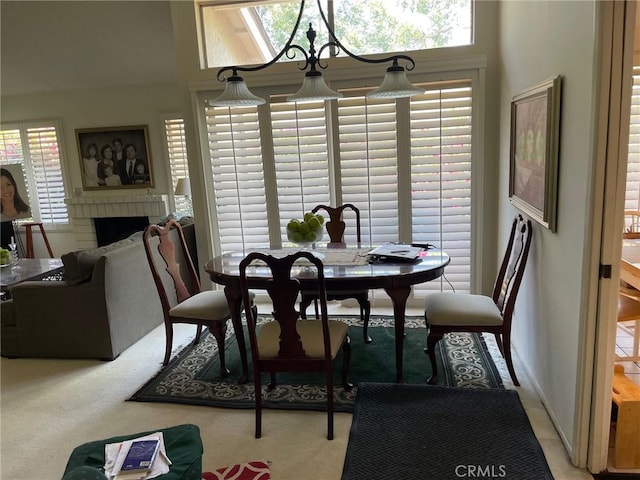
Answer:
[
  {"xmin": 163, "ymin": 117, "xmax": 191, "ymax": 213},
  {"xmin": 206, "ymin": 103, "xmax": 269, "ymax": 252},
  {"xmin": 0, "ymin": 129, "xmax": 23, "ymax": 164},
  {"xmin": 201, "ymin": 77, "xmax": 474, "ymax": 298},
  {"xmin": 0, "ymin": 124, "xmax": 68, "ymax": 225},
  {"xmin": 337, "ymin": 92, "xmax": 399, "ymax": 246},
  {"xmin": 411, "ymin": 80, "xmax": 472, "ymax": 293},
  {"xmin": 27, "ymin": 127, "xmax": 67, "ymax": 224},
  {"xmin": 270, "ymin": 97, "xmax": 331, "ymax": 243},
  {"xmin": 626, "ymin": 66, "xmax": 640, "ymax": 211}
]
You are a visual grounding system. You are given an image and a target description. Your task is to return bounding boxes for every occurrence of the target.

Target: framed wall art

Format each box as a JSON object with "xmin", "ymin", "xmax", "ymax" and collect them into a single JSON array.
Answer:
[
  {"xmin": 76, "ymin": 125, "xmax": 153, "ymax": 190},
  {"xmin": 0, "ymin": 163, "xmax": 31, "ymax": 222},
  {"xmin": 509, "ymin": 75, "xmax": 562, "ymax": 232}
]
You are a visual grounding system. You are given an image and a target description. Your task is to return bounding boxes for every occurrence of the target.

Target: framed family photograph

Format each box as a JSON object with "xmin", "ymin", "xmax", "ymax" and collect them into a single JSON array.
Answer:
[
  {"xmin": 76, "ymin": 125, "xmax": 154, "ymax": 190},
  {"xmin": 509, "ymin": 76, "xmax": 562, "ymax": 232}
]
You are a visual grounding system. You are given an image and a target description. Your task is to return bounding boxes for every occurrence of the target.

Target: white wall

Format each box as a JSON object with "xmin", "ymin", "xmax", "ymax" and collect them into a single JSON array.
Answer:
[
  {"xmin": 1, "ymin": 83, "xmax": 182, "ymax": 255},
  {"xmin": 499, "ymin": 1, "xmax": 598, "ymax": 455}
]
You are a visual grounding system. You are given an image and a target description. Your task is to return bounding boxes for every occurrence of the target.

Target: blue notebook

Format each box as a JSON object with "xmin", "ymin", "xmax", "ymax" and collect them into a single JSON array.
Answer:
[{"xmin": 120, "ymin": 439, "xmax": 160, "ymax": 472}]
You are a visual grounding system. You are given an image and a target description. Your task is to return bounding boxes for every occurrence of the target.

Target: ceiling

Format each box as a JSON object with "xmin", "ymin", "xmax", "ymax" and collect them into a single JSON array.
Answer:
[{"xmin": 0, "ymin": 1, "xmax": 178, "ymax": 97}]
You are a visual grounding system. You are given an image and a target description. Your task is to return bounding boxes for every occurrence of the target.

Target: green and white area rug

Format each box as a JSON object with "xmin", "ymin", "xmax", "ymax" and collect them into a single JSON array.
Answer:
[{"xmin": 129, "ymin": 316, "xmax": 504, "ymax": 413}]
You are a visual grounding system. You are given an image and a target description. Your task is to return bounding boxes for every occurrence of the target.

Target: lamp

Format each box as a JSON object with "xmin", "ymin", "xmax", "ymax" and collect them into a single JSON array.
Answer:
[
  {"xmin": 174, "ymin": 178, "xmax": 193, "ymax": 216},
  {"xmin": 212, "ymin": 0, "xmax": 424, "ymax": 106}
]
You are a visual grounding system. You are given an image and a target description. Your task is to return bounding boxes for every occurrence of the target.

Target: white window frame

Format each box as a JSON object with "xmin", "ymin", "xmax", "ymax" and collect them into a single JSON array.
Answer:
[
  {"xmin": 196, "ymin": 0, "xmax": 474, "ymax": 71},
  {"xmin": 0, "ymin": 120, "xmax": 70, "ymax": 230}
]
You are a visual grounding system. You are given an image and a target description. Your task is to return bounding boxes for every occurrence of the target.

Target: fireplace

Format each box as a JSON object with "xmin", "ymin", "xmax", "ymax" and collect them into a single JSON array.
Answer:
[
  {"xmin": 65, "ymin": 194, "xmax": 169, "ymax": 249},
  {"xmin": 93, "ymin": 216, "xmax": 149, "ymax": 247}
]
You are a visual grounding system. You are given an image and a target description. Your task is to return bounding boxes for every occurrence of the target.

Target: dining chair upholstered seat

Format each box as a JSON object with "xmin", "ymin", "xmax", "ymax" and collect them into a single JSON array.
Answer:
[
  {"xmin": 143, "ymin": 219, "xmax": 254, "ymax": 375},
  {"xmin": 257, "ymin": 320, "xmax": 349, "ymax": 359},
  {"xmin": 300, "ymin": 204, "xmax": 372, "ymax": 343},
  {"xmin": 424, "ymin": 214, "xmax": 532, "ymax": 387},
  {"xmin": 169, "ymin": 291, "xmax": 231, "ymax": 320},
  {"xmin": 240, "ymin": 250, "xmax": 352, "ymax": 440},
  {"xmin": 425, "ymin": 292, "xmax": 504, "ymax": 326}
]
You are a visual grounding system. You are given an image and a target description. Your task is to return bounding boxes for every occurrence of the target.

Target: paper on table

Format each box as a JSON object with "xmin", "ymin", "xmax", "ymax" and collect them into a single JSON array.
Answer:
[{"xmin": 104, "ymin": 432, "xmax": 172, "ymax": 480}]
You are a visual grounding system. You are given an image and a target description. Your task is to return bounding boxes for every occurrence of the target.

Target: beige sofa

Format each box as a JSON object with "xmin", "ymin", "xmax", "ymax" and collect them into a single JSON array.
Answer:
[{"xmin": 1, "ymin": 222, "xmax": 196, "ymax": 360}]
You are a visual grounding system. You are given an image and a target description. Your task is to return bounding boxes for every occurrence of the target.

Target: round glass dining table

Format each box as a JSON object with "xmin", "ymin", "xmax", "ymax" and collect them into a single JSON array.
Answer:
[{"xmin": 205, "ymin": 246, "xmax": 450, "ymax": 383}]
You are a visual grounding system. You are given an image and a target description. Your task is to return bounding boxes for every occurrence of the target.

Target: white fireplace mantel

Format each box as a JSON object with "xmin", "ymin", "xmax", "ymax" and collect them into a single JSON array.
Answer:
[
  {"xmin": 65, "ymin": 195, "xmax": 169, "ymax": 219},
  {"xmin": 65, "ymin": 195, "xmax": 170, "ymax": 249}
]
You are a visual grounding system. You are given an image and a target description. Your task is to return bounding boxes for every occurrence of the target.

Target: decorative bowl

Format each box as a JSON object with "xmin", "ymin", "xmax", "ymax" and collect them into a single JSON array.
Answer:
[
  {"xmin": 0, "ymin": 248, "xmax": 12, "ymax": 268},
  {"xmin": 286, "ymin": 213, "xmax": 325, "ymax": 247}
]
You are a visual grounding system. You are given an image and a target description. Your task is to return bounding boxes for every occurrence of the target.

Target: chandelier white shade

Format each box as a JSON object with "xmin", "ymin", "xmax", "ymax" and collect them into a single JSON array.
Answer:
[
  {"xmin": 367, "ymin": 65, "xmax": 425, "ymax": 99},
  {"xmin": 212, "ymin": 0, "xmax": 422, "ymax": 107},
  {"xmin": 287, "ymin": 72, "xmax": 343, "ymax": 102},
  {"xmin": 211, "ymin": 75, "xmax": 266, "ymax": 107}
]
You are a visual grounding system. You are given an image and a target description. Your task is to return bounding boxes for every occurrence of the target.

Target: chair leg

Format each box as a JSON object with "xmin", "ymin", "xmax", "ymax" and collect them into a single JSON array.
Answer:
[
  {"xmin": 360, "ymin": 297, "xmax": 372, "ymax": 343},
  {"xmin": 501, "ymin": 331, "xmax": 520, "ymax": 387},
  {"xmin": 194, "ymin": 323, "xmax": 203, "ymax": 344},
  {"xmin": 326, "ymin": 366, "xmax": 334, "ymax": 440},
  {"xmin": 251, "ymin": 303, "xmax": 258, "ymax": 326},
  {"xmin": 254, "ymin": 371, "xmax": 263, "ymax": 439},
  {"xmin": 494, "ymin": 333, "xmax": 505, "ymax": 357},
  {"xmin": 342, "ymin": 336, "xmax": 353, "ymax": 391},
  {"xmin": 299, "ymin": 295, "xmax": 313, "ymax": 320},
  {"xmin": 210, "ymin": 321, "xmax": 230, "ymax": 377},
  {"xmin": 268, "ymin": 373, "xmax": 277, "ymax": 390},
  {"xmin": 424, "ymin": 332, "xmax": 443, "ymax": 385},
  {"xmin": 163, "ymin": 322, "xmax": 174, "ymax": 366}
]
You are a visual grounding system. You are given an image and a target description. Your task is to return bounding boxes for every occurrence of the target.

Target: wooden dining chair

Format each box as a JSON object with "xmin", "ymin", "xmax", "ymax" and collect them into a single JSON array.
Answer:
[
  {"xmin": 239, "ymin": 251, "xmax": 352, "ymax": 440},
  {"xmin": 616, "ymin": 291, "xmax": 640, "ymax": 362},
  {"xmin": 300, "ymin": 204, "xmax": 372, "ymax": 343},
  {"xmin": 424, "ymin": 214, "xmax": 533, "ymax": 386},
  {"xmin": 143, "ymin": 219, "xmax": 254, "ymax": 374},
  {"xmin": 624, "ymin": 210, "xmax": 640, "ymax": 239}
]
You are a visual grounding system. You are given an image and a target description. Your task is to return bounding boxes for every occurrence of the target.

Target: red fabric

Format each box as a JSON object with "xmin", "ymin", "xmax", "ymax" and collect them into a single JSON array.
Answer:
[{"xmin": 203, "ymin": 460, "xmax": 271, "ymax": 480}]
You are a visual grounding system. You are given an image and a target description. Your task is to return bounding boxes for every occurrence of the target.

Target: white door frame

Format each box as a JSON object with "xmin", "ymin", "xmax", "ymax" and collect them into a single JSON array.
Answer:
[{"xmin": 584, "ymin": 0, "xmax": 635, "ymax": 472}]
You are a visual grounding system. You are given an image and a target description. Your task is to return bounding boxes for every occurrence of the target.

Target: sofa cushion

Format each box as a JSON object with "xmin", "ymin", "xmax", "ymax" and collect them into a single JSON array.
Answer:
[
  {"xmin": 0, "ymin": 300, "xmax": 16, "ymax": 326},
  {"xmin": 127, "ymin": 230, "xmax": 144, "ymax": 242},
  {"xmin": 61, "ymin": 238, "xmax": 135, "ymax": 285}
]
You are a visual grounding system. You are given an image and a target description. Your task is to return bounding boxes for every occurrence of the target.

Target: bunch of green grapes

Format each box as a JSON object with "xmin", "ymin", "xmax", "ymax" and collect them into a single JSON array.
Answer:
[
  {"xmin": 0, "ymin": 247, "xmax": 11, "ymax": 265},
  {"xmin": 286, "ymin": 212, "xmax": 325, "ymax": 244}
]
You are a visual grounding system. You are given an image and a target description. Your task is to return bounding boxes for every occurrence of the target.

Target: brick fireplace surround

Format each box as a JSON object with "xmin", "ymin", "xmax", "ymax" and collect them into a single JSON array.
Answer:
[{"xmin": 65, "ymin": 195, "xmax": 169, "ymax": 250}]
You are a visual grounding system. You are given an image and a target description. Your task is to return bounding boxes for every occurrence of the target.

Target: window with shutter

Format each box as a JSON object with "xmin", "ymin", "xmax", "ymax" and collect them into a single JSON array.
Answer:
[
  {"xmin": 206, "ymin": 103, "xmax": 270, "ymax": 252},
  {"xmin": 337, "ymin": 92, "xmax": 399, "ymax": 246},
  {"xmin": 271, "ymin": 97, "xmax": 331, "ymax": 242},
  {"xmin": 201, "ymin": 78, "xmax": 474, "ymax": 299},
  {"xmin": 626, "ymin": 67, "xmax": 640, "ymax": 211},
  {"xmin": 411, "ymin": 80, "xmax": 473, "ymax": 293},
  {"xmin": 0, "ymin": 123, "xmax": 68, "ymax": 226},
  {"xmin": 163, "ymin": 117, "xmax": 191, "ymax": 214}
]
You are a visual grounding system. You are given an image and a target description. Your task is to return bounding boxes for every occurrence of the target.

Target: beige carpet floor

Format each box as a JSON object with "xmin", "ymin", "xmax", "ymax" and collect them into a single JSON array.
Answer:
[{"xmin": 0, "ymin": 306, "xmax": 592, "ymax": 480}]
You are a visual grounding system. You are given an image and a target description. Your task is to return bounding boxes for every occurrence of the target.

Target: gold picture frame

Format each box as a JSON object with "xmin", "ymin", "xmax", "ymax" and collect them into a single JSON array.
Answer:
[
  {"xmin": 76, "ymin": 125, "xmax": 153, "ymax": 190},
  {"xmin": 509, "ymin": 76, "xmax": 562, "ymax": 232}
]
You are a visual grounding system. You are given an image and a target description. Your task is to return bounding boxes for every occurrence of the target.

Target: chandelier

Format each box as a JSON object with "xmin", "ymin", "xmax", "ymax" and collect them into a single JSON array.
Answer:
[{"xmin": 212, "ymin": 0, "xmax": 425, "ymax": 106}]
